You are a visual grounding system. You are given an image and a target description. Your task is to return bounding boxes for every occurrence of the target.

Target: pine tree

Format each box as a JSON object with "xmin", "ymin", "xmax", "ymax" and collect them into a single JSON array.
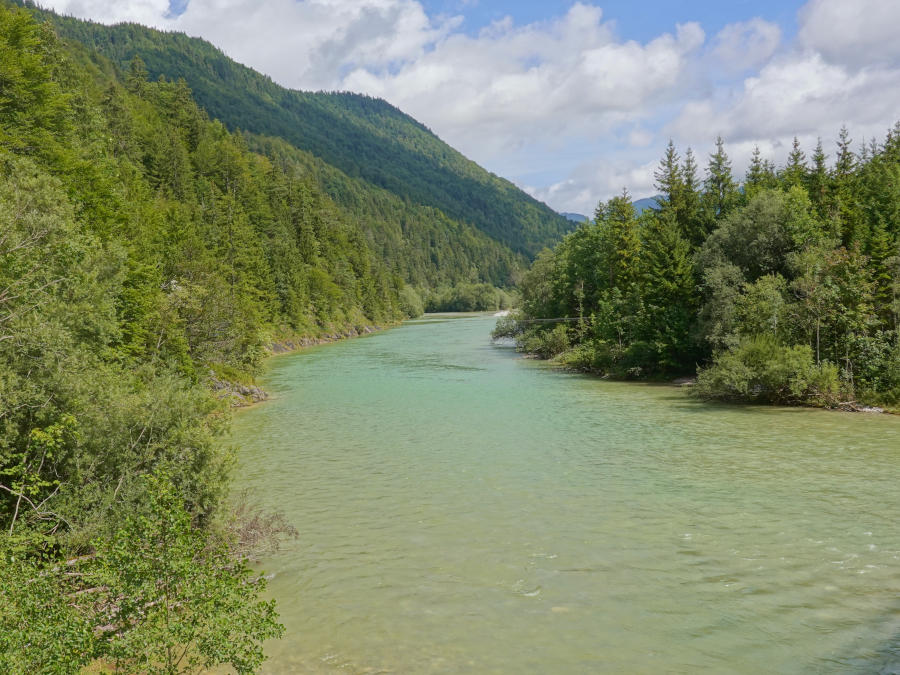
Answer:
[
  {"xmin": 598, "ymin": 189, "xmax": 641, "ymax": 288},
  {"xmin": 126, "ymin": 55, "xmax": 149, "ymax": 94},
  {"xmin": 700, "ymin": 136, "xmax": 739, "ymax": 241},
  {"xmin": 807, "ymin": 138, "xmax": 828, "ymax": 216},
  {"xmin": 653, "ymin": 140, "xmax": 683, "ymax": 210},
  {"xmin": 780, "ymin": 136, "xmax": 807, "ymax": 189},
  {"xmin": 835, "ymin": 125, "xmax": 855, "ymax": 177},
  {"xmin": 680, "ymin": 147, "xmax": 702, "ymax": 244},
  {"xmin": 745, "ymin": 145, "xmax": 777, "ymax": 198}
]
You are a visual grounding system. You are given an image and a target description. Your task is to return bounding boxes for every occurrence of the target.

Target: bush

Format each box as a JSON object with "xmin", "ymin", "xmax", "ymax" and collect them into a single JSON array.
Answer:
[
  {"xmin": 693, "ymin": 335, "xmax": 841, "ymax": 405},
  {"xmin": 520, "ymin": 324, "xmax": 570, "ymax": 359},
  {"xmin": 398, "ymin": 285, "xmax": 424, "ymax": 318},
  {"xmin": 555, "ymin": 339, "xmax": 618, "ymax": 373}
]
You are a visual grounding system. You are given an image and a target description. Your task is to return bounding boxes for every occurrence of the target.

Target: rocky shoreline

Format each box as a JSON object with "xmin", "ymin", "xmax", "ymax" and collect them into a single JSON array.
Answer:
[
  {"xmin": 211, "ymin": 325, "xmax": 386, "ymax": 408},
  {"xmin": 267, "ymin": 325, "xmax": 382, "ymax": 355}
]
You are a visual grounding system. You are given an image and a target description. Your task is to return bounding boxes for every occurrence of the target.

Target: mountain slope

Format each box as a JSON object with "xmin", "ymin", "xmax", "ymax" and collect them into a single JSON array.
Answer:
[{"xmin": 31, "ymin": 8, "xmax": 572, "ymax": 258}]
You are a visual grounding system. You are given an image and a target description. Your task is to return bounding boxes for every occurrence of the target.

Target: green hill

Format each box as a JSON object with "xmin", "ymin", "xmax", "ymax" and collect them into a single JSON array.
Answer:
[{"xmin": 28, "ymin": 6, "xmax": 571, "ymax": 259}]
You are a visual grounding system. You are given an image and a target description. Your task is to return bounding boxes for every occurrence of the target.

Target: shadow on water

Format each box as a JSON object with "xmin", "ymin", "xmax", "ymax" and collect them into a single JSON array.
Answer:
[{"xmin": 835, "ymin": 606, "xmax": 900, "ymax": 674}]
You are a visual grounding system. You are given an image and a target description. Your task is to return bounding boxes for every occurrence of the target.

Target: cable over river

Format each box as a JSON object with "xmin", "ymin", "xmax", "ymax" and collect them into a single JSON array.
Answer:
[{"xmin": 231, "ymin": 313, "xmax": 900, "ymax": 674}]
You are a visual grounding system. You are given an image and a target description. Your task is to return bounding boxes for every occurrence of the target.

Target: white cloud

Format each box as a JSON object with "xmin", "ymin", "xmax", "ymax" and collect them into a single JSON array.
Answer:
[
  {"xmin": 175, "ymin": 0, "xmax": 459, "ymax": 91},
  {"xmin": 38, "ymin": 0, "xmax": 170, "ymax": 25},
  {"xmin": 669, "ymin": 53, "xmax": 900, "ymax": 143},
  {"xmin": 343, "ymin": 9, "xmax": 704, "ymax": 160},
  {"xmin": 710, "ymin": 18, "xmax": 781, "ymax": 73},
  {"xmin": 526, "ymin": 157, "xmax": 658, "ymax": 216},
  {"xmin": 799, "ymin": 0, "xmax": 900, "ymax": 67},
  {"xmin": 31, "ymin": 0, "xmax": 900, "ymax": 214}
]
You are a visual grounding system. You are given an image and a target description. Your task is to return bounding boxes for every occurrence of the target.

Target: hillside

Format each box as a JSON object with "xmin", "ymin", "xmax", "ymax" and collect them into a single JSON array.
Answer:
[{"xmin": 27, "ymin": 5, "xmax": 572, "ymax": 259}]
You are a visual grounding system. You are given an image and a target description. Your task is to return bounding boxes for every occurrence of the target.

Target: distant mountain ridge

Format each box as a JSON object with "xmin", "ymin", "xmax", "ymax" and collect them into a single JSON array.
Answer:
[
  {"xmin": 633, "ymin": 196, "xmax": 661, "ymax": 214},
  {"xmin": 30, "ymin": 7, "xmax": 571, "ymax": 260},
  {"xmin": 561, "ymin": 196, "xmax": 660, "ymax": 225}
]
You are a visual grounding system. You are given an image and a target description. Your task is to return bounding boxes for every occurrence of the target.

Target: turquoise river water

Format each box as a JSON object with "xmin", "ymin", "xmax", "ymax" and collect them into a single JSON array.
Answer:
[{"xmin": 231, "ymin": 314, "xmax": 900, "ymax": 674}]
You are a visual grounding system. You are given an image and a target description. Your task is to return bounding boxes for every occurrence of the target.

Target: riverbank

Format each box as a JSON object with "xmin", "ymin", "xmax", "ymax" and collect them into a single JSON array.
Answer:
[
  {"xmin": 211, "ymin": 323, "xmax": 395, "ymax": 408},
  {"xmin": 531, "ymin": 349, "xmax": 895, "ymax": 414}
]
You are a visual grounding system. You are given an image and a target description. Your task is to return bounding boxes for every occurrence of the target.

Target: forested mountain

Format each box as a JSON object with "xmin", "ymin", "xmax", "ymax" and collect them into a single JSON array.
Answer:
[
  {"xmin": 23, "ymin": 3, "xmax": 571, "ymax": 260},
  {"xmin": 0, "ymin": 5, "xmax": 411, "ymax": 670},
  {"xmin": 498, "ymin": 136, "xmax": 900, "ymax": 409}
]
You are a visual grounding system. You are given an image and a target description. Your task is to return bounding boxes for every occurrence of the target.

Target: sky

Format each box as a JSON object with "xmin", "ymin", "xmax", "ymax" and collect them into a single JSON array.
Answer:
[{"xmin": 38, "ymin": 0, "xmax": 900, "ymax": 215}]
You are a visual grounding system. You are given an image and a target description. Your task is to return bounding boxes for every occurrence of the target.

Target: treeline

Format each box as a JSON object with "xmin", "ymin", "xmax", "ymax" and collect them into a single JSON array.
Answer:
[
  {"xmin": 22, "ymin": 1, "xmax": 573, "ymax": 259},
  {"xmin": 0, "ymin": 6, "xmax": 403, "ymax": 670},
  {"xmin": 425, "ymin": 283, "xmax": 517, "ymax": 313},
  {"xmin": 499, "ymin": 133, "xmax": 900, "ymax": 408}
]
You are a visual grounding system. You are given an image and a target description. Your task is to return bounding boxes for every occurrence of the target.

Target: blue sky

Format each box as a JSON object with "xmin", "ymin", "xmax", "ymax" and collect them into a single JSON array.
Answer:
[
  {"xmin": 42, "ymin": 0, "xmax": 900, "ymax": 214},
  {"xmin": 421, "ymin": 0, "xmax": 800, "ymax": 43}
]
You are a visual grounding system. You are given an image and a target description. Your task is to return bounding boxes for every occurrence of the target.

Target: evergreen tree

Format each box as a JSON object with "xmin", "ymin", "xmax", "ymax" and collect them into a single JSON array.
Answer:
[
  {"xmin": 126, "ymin": 54, "xmax": 149, "ymax": 93},
  {"xmin": 835, "ymin": 125, "xmax": 855, "ymax": 177},
  {"xmin": 745, "ymin": 145, "xmax": 777, "ymax": 198},
  {"xmin": 680, "ymin": 147, "xmax": 703, "ymax": 245},
  {"xmin": 640, "ymin": 208, "xmax": 698, "ymax": 369},
  {"xmin": 598, "ymin": 189, "xmax": 641, "ymax": 288},
  {"xmin": 807, "ymin": 138, "xmax": 829, "ymax": 216},
  {"xmin": 700, "ymin": 136, "xmax": 739, "ymax": 241},
  {"xmin": 781, "ymin": 136, "xmax": 808, "ymax": 189},
  {"xmin": 653, "ymin": 139, "xmax": 683, "ymax": 210}
]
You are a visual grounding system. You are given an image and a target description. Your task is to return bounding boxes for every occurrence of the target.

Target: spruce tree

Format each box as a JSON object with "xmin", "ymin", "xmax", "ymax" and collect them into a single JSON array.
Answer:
[
  {"xmin": 641, "ymin": 209, "xmax": 698, "ymax": 369},
  {"xmin": 653, "ymin": 139, "xmax": 683, "ymax": 210},
  {"xmin": 599, "ymin": 189, "xmax": 641, "ymax": 288},
  {"xmin": 126, "ymin": 55, "xmax": 149, "ymax": 94},
  {"xmin": 700, "ymin": 136, "xmax": 739, "ymax": 241},
  {"xmin": 781, "ymin": 136, "xmax": 808, "ymax": 189},
  {"xmin": 835, "ymin": 125, "xmax": 855, "ymax": 177},
  {"xmin": 807, "ymin": 138, "xmax": 828, "ymax": 216},
  {"xmin": 745, "ymin": 145, "xmax": 776, "ymax": 198},
  {"xmin": 680, "ymin": 147, "xmax": 702, "ymax": 244}
]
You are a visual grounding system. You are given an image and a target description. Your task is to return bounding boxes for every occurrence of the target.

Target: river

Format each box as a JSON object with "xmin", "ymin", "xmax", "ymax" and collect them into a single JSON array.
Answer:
[{"xmin": 232, "ymin": 313, "xmax": 900, "ymax": 673}]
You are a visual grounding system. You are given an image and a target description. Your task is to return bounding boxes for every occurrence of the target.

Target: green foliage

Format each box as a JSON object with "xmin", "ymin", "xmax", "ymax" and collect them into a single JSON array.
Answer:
[
  {"xmin": 425, "ymin": 283, "xmax": 513, "ymax": 312},
  {"xmin": 25, "ymin": 3, "xmax": 570, "ymax": 260},
  {"xmin": 0, "ymin": 544, "xmax": 98, "ymax": 674},
  {"xmin": 0, "ymin": 474, "xmax": 283, "ymax": 675},
  {"xmin": 247, "ymin": 133, "xmax": 523, "ymax": 290},
  {"xmin": 521, "ymin": 324, "xmax": 570, "ymax": 359},
  {"xmin": 511, "ymin": 131, "xmax": 900, "ymax": 406},
  {"xmin": 693, "ymin": 336, "xmax": 841, "ymax": 406},
  {"xmin": 95, "ymin": 474, "xmax": 284, "ymax": 674},
  {"xmin": 398, "ymin": 285, "xmax": 425, "ymax": 318}
]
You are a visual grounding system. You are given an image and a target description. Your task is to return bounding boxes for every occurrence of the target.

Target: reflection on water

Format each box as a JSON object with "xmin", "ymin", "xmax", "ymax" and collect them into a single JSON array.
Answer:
[{"xmin": 232, "ymin": 314, "xmax": 900, "ymax": 674}]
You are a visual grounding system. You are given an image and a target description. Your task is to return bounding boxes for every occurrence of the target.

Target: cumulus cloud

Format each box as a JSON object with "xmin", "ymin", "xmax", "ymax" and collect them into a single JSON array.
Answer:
[
  {"xmin": 669, "ymin": 54, "xmax": 900, "ymax": 143},
  {"xmin": 799, "ymin": 0, "xmax": 900, "ymax": 67},
  {"xmin": 38, "ymin": 0, "xmax": 170, "ymax": 25},
  {"xmin": 174, "ymin": 0, "xmax": 460, "ymax": 90},
  {"xmin": 31, "ymin": 0, "xmax": 900, "ymax": 214},
  {"xmin": 344, "ymin": 7, "xmax": 704, "ymax": 158},
  {"xmin": 710, "ymin": 18, "xmax": 781, "ymax": 74},
  {"xmin": 526, "ymin": 157, "xmax": 658, "ymax": 216}
]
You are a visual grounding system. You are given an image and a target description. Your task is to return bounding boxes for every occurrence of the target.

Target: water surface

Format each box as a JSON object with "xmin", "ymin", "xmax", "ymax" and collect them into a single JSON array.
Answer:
[{"xmin": 232, "ymin": 314, "xmax": 900, "ymax": 673}]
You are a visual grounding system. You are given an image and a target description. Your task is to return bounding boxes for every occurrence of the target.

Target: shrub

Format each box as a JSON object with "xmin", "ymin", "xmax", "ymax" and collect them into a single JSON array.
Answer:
[
  {"xmin": 520, "ymin": 324, "xmax": 570, "ymax": 359},
  {"xmin": 693, "ymin": 335, "xmax": 841, "ymax": 405},
  {"xmin": 398, "ymin": 285, "xmax": 424, "ymax": 318}
]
